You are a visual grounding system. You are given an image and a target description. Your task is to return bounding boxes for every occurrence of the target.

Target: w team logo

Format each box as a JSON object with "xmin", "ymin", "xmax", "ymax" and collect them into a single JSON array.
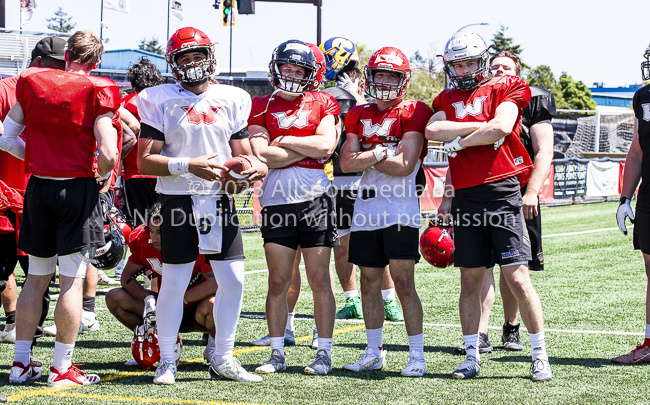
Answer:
[
  {"xmin": 360, "ymin": 118, "xmax": 397, "ymax": 138},
  {"xmin": 272, "ymin": 110, "xmax": 311, "ymax": 129},
  {"xmin": 642, "ymin": 103, "xmax": 650, "ymax": 122},
  {"xmin": 181, "ymin": 106, "xmax": 221, "ymax": 125},
  {"xmin": 452, "ymin": 96, "xmax": 488, "ymax": 119}
]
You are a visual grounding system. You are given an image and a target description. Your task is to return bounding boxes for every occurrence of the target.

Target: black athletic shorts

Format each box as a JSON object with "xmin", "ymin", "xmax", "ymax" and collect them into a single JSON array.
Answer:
[
  {"xmin": 452, "ymin": 177, "xmax": 532, "ymax": 269},
  {"xmin": 124, "ymin": 178, "xmax": 158, "ymax": 227},
  {"xmin": 521, "ymin": 184, "xmax": 544, "ymax": 271},
  {"xmin": 159, "ymin": 194, "xmax": 245, "ymax": 264},
  {"xmin": 179, "ymin": 302, "xmax": 210, "ymax": 333},
  {"xmin": 336, "ymin": 189, "xmax": 357, "ymax": 231},
  {"xmin": 348, "ymin": 225, "xmax": 420, "ymax": 268},
  {"xmin": 18, "ymin": 176, "xmax": 104, "ymax": 257},
  {"xmin": 634, "ymin": 207, "xmax": 650, "ymax": 254},
  {"xmin": 260, "ymin": 192, "xmax": 338, "ymax": 250}
]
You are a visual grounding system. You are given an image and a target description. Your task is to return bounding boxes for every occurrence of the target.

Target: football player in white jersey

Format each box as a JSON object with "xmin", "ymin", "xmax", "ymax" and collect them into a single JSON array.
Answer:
[{"xmin": 137, "ymin": 27, "xmax": 267, "ymax": 384}]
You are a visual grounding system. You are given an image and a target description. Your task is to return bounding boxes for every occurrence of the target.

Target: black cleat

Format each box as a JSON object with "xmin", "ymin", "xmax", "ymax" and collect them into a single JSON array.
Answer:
[
  {"xmin": 502, "ymin": 322, "xmax": 524, "ymax": 351},
  {"xmin": 453, "ymin": 333, "xmax": 493, "ymax": 355}
]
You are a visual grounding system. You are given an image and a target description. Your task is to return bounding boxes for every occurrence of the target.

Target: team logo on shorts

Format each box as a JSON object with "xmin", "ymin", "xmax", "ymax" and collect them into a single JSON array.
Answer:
[
  {"xmin": 181, "ymin": 106, "xmax": 221, "ymax": 125},
  {"xmin": 501, "ymin": 250, "xmax": 520, "ymax": 260},
  {"xmin": 537, "ymin": 252, "xmax": 544, "ymax": 265}
]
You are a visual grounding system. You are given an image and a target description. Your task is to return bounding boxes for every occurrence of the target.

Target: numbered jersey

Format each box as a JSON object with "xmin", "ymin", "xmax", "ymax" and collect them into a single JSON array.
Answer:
[
  {"xmin": 633, "ymin": 84, "xmax": 650, "ymax": 210},
  {"xmin": 431, "ymin": 75, "xmax": 533, "ymax": 190},
  {"xmin": 248, "ymin": 91, "xmax": 340, "ymax": 207},
  {"xmin": 137, "ymin": 83, "xmax": 252, "ymax": 196},
  {"xmin": 127, "ymin": 224, "xmax": 211, "ymax": 306}
]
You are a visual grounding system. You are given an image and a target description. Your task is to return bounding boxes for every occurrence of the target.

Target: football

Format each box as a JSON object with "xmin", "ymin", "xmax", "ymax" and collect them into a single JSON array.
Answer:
[{"xmin": 220, "ymin": 156, "xmax": 253, "ymax": 194}]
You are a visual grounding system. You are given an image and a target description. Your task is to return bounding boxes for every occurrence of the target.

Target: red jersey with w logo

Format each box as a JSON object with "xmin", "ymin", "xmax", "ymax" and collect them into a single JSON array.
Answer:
[{"xmin": 431, "ymin": 75, "xmax": 532, "ymax": 190}]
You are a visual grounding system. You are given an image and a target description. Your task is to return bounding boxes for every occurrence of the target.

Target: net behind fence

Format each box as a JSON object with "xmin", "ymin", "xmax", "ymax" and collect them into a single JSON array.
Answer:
[{"xmin": 554, "ymin": 110, "xmax": 634, "ymax": 159}]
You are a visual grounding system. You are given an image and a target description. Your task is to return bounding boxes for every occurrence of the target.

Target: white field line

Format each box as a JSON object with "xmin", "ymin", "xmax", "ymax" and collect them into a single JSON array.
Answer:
[{"xmin": 543, "ymin": 226, "xmax": 632, "ymax": 239}]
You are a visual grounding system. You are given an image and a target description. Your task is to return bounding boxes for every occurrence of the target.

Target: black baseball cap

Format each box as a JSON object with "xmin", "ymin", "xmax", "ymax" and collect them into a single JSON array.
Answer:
[{"xmin": 31, "ymin": 37, "xmax": 66, "ymax": 61}]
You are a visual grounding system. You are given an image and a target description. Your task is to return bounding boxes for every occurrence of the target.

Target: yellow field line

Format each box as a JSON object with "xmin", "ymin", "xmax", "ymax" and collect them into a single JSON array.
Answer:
[
  {"xmin": 6, "ymin": 324, "xmax": 366, "ymax": 403},
  {"xmin": 46, "ymin": 392, "xmax": 272, "ymax": 405}
]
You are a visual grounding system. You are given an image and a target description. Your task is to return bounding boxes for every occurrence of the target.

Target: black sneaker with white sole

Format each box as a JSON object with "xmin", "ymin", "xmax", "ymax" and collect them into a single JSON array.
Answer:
[
  {"xmin": 453, "ymin": 333, "xmax": 493, "ymax": 355},
  {"xmin": 502, "ymin": 322, "xmax": 524, "ymax": 351}
]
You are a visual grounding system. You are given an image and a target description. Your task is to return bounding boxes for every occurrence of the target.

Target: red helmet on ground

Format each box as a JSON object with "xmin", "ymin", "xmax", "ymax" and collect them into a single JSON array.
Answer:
[
  {"xmin": 306, "ymin": 43, "xmax": 326, "ymax": 90},
  {"xmin": 420, "ymin": 220, "xmax": 454, "ymax": 268},
  {"xmin": 364, "ymin": 47, "xmax": 411, "ymax": 101},
  {"xmin": 131, "ymin": 324, "xmax": 183, "ymax": 371},
  {"xmin": 165, "ymin": 27, "xmax": 216, "ymax": 83}
]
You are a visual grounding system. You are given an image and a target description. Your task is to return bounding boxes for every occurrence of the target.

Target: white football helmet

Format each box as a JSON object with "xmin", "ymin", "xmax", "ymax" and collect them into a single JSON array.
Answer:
[{"xmin": 443, "ymin": 30, "xmax": 492, "ymax": 91}]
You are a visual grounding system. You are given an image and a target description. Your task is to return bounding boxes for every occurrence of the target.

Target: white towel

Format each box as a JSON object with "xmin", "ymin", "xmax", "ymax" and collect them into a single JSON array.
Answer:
[{"xmin": 191, "ymin": 195, "xmax": 223, "ymax": 255}]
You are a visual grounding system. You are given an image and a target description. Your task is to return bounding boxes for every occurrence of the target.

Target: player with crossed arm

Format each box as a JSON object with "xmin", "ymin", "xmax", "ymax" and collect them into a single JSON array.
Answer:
[
  {"xmin": 426, "ymin": 30, "xmax": 551, "ymax": 381},
  {"xmin": 4, "ymin": 30, "xmax": 119, "ymax": 387},
  {"xmin": 137, "ymin": 27, "xmax": 266, "ymax": 385},
  {"xmin": 340, "ymin": 47, "xmax": 430, "ymax": 377}
]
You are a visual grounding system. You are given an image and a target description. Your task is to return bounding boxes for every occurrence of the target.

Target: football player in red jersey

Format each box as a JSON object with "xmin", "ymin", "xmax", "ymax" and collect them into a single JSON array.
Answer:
[
  {"xmin": 339, "ymin": 47, "xmax": 430, "ymax": 377},
  {"xmin": 0, "ymin": 36, "xmax": 66, "ymax": 351},
  {"xmin": 137, "ymin": 27, "xmax": 266, "ymax": 384},
  {"xmin": 1, "ymin": 31, "xmax": 119, "ymax": 387},
  {"xmin": 106, "ymin": 202, "xmax": 218, "ymax": 363},
  {"xmin": 612, "ymin": 44, "xmax": 650, "ymax": 364},
  {"xmin": 249, "ymin": 40, "xmax": 339, "ymax": 376},
  {"xmin": 426, "ymin": 30, "xmax": 551, "ymax": 381}
]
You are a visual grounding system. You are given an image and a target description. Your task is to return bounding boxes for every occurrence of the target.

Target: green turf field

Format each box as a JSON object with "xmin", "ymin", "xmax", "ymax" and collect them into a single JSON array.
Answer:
[{"xmin": 2, "ymin": 201, "xmax": 649, "ymax": 404}]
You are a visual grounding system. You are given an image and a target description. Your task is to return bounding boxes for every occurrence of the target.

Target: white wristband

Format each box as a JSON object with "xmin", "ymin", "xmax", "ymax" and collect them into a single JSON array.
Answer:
[
  {"xmin": 373, "ymin": 147, "xmax": 385, "ymax": 162},
  {"xmin": 168, "ymin": 157, "xmax": 190, "ymax": 175}
]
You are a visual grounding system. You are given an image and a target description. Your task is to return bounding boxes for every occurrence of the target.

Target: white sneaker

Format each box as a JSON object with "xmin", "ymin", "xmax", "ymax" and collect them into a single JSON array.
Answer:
[
  {"xmin": 97, "ymin": 269, "xmax": 120, "ymax": 286},
  {"xmin": 9, "ymin": 361, "xmax": 42, "ymax": 383},
  {"xmin": 48, "ymin": 365, "xmax": 100, "ymax": 387},
  {"xmin": 210, "ymin": 357, "xmax": 262, "ymax": 382},
  {"xmin": 114, "ymin": 259, "xmax": 127, "ymax": 278},
  {"xmin": 255, "ymin": 349, "xmax": 286, "ymax": 374},
  {"xmin": 342, "ymin": 347, "xmax": 387, "ymax": 372},
  {"xmin": 43, "ymin": 322, "xmax": 59, "ymax": 336},
  {"xmin": 401, "ymin": 350, "xmax": 427, "ymax": 377},
  {"xmin": 251, "ymin": 329, "xmax": 296, "ymax": 346},
  {"xmin": 80, "ymin": 311, "xmax": 100, "ymax": 332},
  {"xmin": 1, "ymin": 324, "xmax": 16, "ymax": 343},
  {"xmin": 153, "ymin": 360, "xmax": 177, "ymax": 385}
]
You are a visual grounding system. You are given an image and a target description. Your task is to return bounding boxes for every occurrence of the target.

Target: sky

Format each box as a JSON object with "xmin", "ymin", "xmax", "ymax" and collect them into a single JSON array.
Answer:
[{"xmin": 6, "ymin": 0, "xmax": 648, "ymax": 88}]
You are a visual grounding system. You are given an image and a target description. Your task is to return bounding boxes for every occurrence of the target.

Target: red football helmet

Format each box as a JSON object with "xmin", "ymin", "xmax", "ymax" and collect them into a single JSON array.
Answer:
[
  {"xmin": 306, "ymin": 42, "xmax": 326, "ymax": 91},
  {"xmin": 420, "ymin": 220, "xmax": 454, "ymax": 268},
  {"xmin": 364, "ymin": 47, "xmax": 411, "ymax": 101},
  {"xmin": 108, "ymin": 205, "xmax": 133, "ymax": 241},
  {"xmin": 131, "ymin": 324, "xmax": 182, "ymax": 371},
  {"xmin": 165, "ymin": 27, "xmax": 216, "ymax": 83}
]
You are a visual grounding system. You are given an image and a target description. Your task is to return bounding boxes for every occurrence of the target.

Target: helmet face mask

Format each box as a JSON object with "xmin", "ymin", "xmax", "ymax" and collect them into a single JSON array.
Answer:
[
  {"xmin": 166, "ymin": 27, "xmax": 216, "ymax": 84},
  {"xmin": 306, "ymin": 42, "xmax": 326, "ymax": 91},
  {"xmin": 642, "ymin": 46, "xmax": 650, "ymax": 81},
  {"xmin": 443, "ymin": 31, "xmax": 492, "ymax": 91},
  {"xmin": 364, "ymin": 47, "xmax": 411, "ymax": 101},
  {"xmin": 269, "ymin": 40, "xmax": 317, "ymax": 95}
]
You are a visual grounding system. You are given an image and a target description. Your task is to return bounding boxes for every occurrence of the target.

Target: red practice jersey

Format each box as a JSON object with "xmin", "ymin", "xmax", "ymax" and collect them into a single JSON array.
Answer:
[
  {"xmin": 431, "ymin": 75, "xmax": 533, "ymax": 190},
  {"xmin": 127, "ymin": 224, "xmax": 212, "ymax": 306},
  {"xmin": 0, "ymin": 76, "xmax": 29, "ymax": 192},
  {"xmin": 344, "ymin": 99, "xmax": 433, "ymax": 160},
  {"xmin": 16, "ymin": 67, "xmax": 120, "ymax": 178},
  {"xmin": 248, "ymin": 91, "xmax": 340, "ymax": 169},
  {"xmin": 121, "ymin": 92, "xmax": 155, "ymax": 181}
]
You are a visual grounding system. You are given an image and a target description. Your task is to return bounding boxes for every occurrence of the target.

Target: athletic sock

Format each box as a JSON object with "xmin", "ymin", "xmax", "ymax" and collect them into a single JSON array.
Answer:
[
  {"xmin": 5, "ymin": 310, "xmax": 15, "ymax": 325},
  {"xmin": 270, "ymin": 337, "xmax": 285, "ymax": 358},
  {"xmin": 158, "ymin": 336, "xmax": 178, "ymax": 363},
  {"xmin": 14, "ymin": 340, "xmax": 31, "ymax": 366},
  {"xmin": 52, "ymin": 341, "xmax": 74, "ymax": 372},
  {"xmin": 381, "ymin": 288, "xmax": 396, "ymax": 301},
  {"xmin": 408, "ymin": 333, "xmax": 424, "ymax": 354},
  {"xmin": 344, "ymin": 290, "xmax": 359, "ymax": 300},
  {"xmin": 286, "ymin": 313, "xmax": 295, "ymax": 332},
  {"xmin": 462, "ymin": 334, "xmax": 480, "ymax": 361},
  {"xmin": 644, "ymin": 325, "xmax": 650, "ymax": 346},
  {"xmin": 208, "ymin": 335, "xmax": 216, "ymax": 350},
  {"xmin": 318, "ymin": 338, "xmax": 333, "ymax": 357},
  {"xmin": 529, "ymin": 331, "xmax": 548, "ymax": 361},
  {"xmin": 82, "ymin": 297, "xmax": 95, "ymax": 313},
  {"xmin": 366, "ymin": 327, "xmax": 383, "ymax": 353}
]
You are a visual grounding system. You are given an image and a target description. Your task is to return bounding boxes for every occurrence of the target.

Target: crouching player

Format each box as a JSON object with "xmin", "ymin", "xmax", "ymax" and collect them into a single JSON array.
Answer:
[{"xmin": 106, "ymin": 202, "xmax": 218, "ymax": 364}]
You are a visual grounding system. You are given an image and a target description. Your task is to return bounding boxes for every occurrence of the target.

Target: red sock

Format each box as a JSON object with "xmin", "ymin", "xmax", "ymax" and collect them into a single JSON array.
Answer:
[{"xmin": 643, "ymin": 338, "xmax": 650, "ymax": 347}]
